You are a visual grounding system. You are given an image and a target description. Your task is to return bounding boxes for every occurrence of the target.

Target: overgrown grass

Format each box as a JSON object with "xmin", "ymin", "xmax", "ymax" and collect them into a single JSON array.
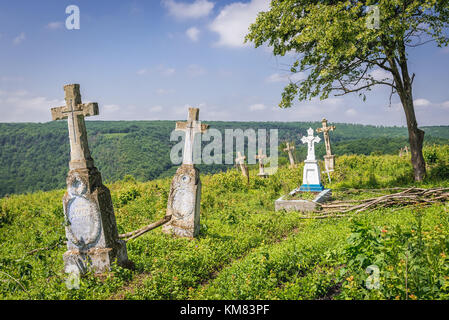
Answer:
[{"xmin": 0, "ymin": 145, "xmax": 448, "ymax": 300}]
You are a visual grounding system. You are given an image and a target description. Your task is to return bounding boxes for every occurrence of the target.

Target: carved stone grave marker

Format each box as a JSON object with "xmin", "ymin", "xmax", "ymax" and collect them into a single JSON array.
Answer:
[
  {"xmin": 51, "ymin": 84, "xmax": 130, "ymax": 274},
  {"xmin": 163, "ymin": 108, "xmax": 209, "ymax": 238}
]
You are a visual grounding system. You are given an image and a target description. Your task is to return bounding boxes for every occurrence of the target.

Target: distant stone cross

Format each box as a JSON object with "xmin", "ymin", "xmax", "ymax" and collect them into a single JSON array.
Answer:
[
  {"xmin": 51, "ymin": 84, "xmax": 98, "ymax": 170},
  {"xmin": 316, "ymin": 118, "xmax": 335, "ymax": 156},
  {"xmin": 176, "ymin": 108, "xmax": 209, "ymax": 165},
  {"xmin": 301, "ymin": 128, "xmax": 321, "ymax": 161},
  {"xmin": 235, "ymin": 152, "xmax": 249, "ymax": 180},
  {"xmin": 283, "ymin": 142, "xmax": 296, "ymax": 168},
  {"xmin": 255, "ymin": 148, "xmax": 268, "ymax": 176}
]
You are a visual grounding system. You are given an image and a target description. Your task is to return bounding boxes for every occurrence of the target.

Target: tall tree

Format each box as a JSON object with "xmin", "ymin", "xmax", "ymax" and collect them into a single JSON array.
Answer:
[{"xmin": 246, "ymin": 0, "xmax": 449, "ymax": 181}]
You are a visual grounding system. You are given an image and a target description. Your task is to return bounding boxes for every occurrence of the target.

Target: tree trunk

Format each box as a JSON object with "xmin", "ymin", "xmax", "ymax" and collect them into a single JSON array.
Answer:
[
  {"xmin": 387, "ymin": 42, "xmax": 427, "ymax": 182},
  {"xmin": 402, "ymin": 96, "xmax": 426, "ymax": 181}
]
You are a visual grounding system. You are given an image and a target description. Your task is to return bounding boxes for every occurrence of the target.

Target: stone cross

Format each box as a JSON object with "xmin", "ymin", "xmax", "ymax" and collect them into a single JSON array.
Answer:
[
  {"xmin": 283, "ymin": 142, "xmax": 296, "ymax": 168},
  {"xmin": 51, "ymin": 84, "xmax": 98, "ymax": 170},
  {"xmin": 51, "ymin": 84, "xmax": 131, "ymax": 275},
  {"xmin": 164, "ymin": 108, "xmax": 208, "ymax": 238},
  {"xmin": 316, "ymin": 118, "xmax": 335, "ymax": 156},
  {"xmin": 236, "ymin": 152, "xmax": 249, "ymax": 182},
  {"xmin": 175, "ymin": 108, "xmax": 209, "ymax": 165},
  {"xmin": 301, "ymin": 128, "xmax": 321, "ymax": 161},
  {"xmin": 255, "ymin": 148, "xmax": 268, "ymax": 177}
]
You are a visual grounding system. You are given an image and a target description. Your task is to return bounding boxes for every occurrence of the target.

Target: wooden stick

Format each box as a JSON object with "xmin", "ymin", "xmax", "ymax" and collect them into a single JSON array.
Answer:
[{"xmin": 121, "ymin": 215, "xmax": 172, "ymax": 241}]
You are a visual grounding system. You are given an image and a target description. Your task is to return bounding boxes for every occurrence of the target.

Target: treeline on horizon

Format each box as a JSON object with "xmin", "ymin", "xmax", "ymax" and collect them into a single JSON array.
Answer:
[{"xmin": 1, "ymin": 120, "xmax": 448, "ymax": 197}]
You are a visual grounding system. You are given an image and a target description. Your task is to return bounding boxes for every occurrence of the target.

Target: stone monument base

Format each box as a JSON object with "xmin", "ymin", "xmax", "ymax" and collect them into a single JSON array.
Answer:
[
  {"xmin": 63, "ymin": 241, "xmax": 129, "ymax": 274},
  {"xmin": 299, "ymin": 183, "xmax": 325, "ymax": 192},
  {"xmin": 275, "ymin": 188, "xmax": 332, "ymax": 212},
  {"xmin": 324, "ymin": 155, "xmax": 335, "ymax": 171},
  {"xmin": 163, "ymin": 165, "xmax": 201, "ymax": 238},
  {"xmin": 301, "ymin": 160, "xmax": 323, "ymax": 190},
  {"xmin": 63, "ymin": 167, "xmax": 131, "ymax": 274}
]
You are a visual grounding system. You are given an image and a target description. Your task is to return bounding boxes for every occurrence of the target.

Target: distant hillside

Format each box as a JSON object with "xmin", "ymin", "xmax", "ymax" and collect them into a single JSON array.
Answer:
[{"xmin": 0, "ymin": 120, "xmax": 448, "ymax": 197}]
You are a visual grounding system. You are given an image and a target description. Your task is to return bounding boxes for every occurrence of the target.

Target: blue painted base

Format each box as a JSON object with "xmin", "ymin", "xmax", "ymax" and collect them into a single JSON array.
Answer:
[{"xmin": 299, "ymin": 184, "xmax": 325, "ymax": 192}]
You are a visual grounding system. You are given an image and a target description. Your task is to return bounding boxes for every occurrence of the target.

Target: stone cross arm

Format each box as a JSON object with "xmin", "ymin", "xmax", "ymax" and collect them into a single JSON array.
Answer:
[
  {"xmin": 255, "ymin": 149, "xmax": 267, "ymax": 161},
  {"xmin": 316, "ymin": 125, "xmax": 335, "ymax": 134},
  {"xmin": 236, "ymin": 152, "xmax": 246, "ymax": 164},
  {"xmin": 301, "ymin": 135, "xmax": 320, "ymax": 144},
  {"xmin": 51, "ymin": 102, "xmax": 99, "ymax": 120},
  {"xmin": 175, "ymin": 121, "xmax": 209, "ymax": 133},
  {"xmin": 316, "ymin": 118, "xmax": 335, "ymax": 134},
  {"xmin": 283, "ymin": 142, "xmax": 295, "ymax": 152}
]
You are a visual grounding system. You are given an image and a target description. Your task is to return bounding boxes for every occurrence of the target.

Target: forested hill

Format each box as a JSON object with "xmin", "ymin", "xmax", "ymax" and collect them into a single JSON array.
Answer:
[{"xmin": 1, "ymin": 120, "xmax": 448, "ymax": 197}]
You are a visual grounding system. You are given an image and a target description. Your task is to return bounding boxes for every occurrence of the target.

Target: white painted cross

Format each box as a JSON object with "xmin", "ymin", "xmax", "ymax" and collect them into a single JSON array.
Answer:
[
  {"xmin": 51, "ymin": 84, "xmax": 98, "ymax": 170},
  {"xmin": 176, "ymin": 108, "xmax": 209, "ymax": 165},
  {"xmin": 301, "ymin": 128, "xmax": 321, "ymax": 161}
]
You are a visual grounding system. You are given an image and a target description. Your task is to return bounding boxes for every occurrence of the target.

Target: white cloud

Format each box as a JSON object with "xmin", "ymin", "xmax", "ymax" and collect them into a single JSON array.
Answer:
[
  {"xmin": 186, "ymin": 27, "xmax": 200, "ymax": 42},
  {"xmin": 157, "ymin": 65, "xmax": 176, "ymax": 76},
  {"xmin": 414, "ymin": 98, "xmax": 431, "ymax": 107},
  {"xmin": 156, "ymin": 88, "xmax": 175, "ymax": 95},
  {"xmin": 266, "ymin": 72, "xmax": 306, "ymax": 83},
  {"xmin": 46, "ymin": 22, "xmax": 63, "ymax": 30},
  {"xmin": 369, "ymin": 68, "xmax": 392, "ymax": 81},
  {"xmin": 13, "ymin": 32, "xmax": 26, "ymax": 45},
  {"xmin": 1, "ymin": 76, "xmax": 25, "ymax": 82},
  {"xmin": 136, "ymin": 68, "xmax": 148, "ymax": 75},
  {"xmin": 209, "ymin": 0, "xmax": 270, "ymax": 48},
  {"xmin": 345, "ymin": 108, "xmax": 358, "ymax": 116},
  {"xmin": 150, "ymin": 105, "xmax": 163, "ymax": 112},
  {"xmin": 249, "ymin": 103, "xmax": 266, "ymax": 111},
  {"xmin": 103, "ymin": 104, "xmax": 120, "ymax": 112},
  {"xmin": 441, "ymin": 101, "xmax": 449, "ymax": 109},
  {"xmin": 0, "ymin": 90, "xmax": 64, "ymax": 122},
  {"xmin": 162, "ymin": 0, "xmax": 214, "ymax": 19},
  {"xmin": 187, "ymin": 64, "xmax": 206, "ymax": 77}
]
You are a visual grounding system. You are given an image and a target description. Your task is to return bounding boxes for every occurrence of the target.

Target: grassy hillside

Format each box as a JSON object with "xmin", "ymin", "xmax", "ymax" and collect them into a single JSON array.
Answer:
[
  {"xmin": 0, "ymin": 120, "xmax": 448, "ymax": 197},
  {"xmin": 1, "ymin": 145, "xmax": 448, "ymax": 300}
]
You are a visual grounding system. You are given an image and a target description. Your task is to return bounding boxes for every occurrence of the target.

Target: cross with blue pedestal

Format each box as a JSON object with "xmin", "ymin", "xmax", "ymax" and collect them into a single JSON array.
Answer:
[{"xmin": 299, "ymin": 128, "xmax": 324, "ymax": 192}]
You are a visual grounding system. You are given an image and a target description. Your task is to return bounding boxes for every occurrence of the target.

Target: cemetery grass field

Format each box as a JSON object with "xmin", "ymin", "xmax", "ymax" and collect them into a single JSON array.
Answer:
[{"xmin": 1, "ymin": 145, "xmax": 449, "ymax": 300}]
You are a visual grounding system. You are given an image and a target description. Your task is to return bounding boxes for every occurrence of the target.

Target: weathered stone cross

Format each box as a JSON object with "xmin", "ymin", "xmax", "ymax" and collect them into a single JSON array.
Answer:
[
  {"xmin": 283, "ymin": 142, "xmax": 296, "ymax": 168},
  {"xmin": 235, "ymin": 152, "xmax": 249, "ymax": 181},
  {"xmin": 316, "ymin": 118, "xmax": 335, "ymax": 156},
  {"xmin": 255, "ymin": 148, "xmax": 268, "ymax": 176},
  {"xmin": 51, "ymin": 84, "xmax": 98, "ymax": 170},
  {"xmin": 176, "ymin": 108, "xmax": 209, "ymax": 165},
  {"xmin": 301, "ymin": 128, "xmax": 321, "ymax": 161}
]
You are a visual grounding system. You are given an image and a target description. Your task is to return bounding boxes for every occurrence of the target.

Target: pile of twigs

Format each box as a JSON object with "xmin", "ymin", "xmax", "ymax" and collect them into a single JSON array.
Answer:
[{"xmin": 304, "ymin": 187, "xmax": 449, "ymax": 219}]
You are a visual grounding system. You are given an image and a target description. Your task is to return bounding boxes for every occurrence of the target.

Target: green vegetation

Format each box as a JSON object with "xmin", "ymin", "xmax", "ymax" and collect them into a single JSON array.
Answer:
[
  {"xmin": 1, "ymin": 145, "xmax": 448, "ymax": 300},
  {"xmin": 1, "ymin": 121, "xmax": 448, "ymax": 197},
  {"xmin": 284, "ymin": 191, "xmax": 317, "ymax": 201}
]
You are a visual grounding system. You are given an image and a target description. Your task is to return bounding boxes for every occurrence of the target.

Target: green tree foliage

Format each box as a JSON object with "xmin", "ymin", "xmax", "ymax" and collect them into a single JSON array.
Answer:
[{"xmin": 246, "ymin": 0, "xmax": 449, "ymax": 181}]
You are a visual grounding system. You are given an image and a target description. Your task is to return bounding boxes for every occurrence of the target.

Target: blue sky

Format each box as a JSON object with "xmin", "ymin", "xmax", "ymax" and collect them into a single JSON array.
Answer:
[{"xmin": 0, "ymin": 0, "xmax": 448, "ymax": 125}]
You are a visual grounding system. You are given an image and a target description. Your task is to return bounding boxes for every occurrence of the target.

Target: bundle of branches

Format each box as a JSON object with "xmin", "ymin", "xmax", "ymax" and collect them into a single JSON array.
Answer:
[{"xmin": 303, "ymin": 187, "xmax": 449, "ymax": 219}]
